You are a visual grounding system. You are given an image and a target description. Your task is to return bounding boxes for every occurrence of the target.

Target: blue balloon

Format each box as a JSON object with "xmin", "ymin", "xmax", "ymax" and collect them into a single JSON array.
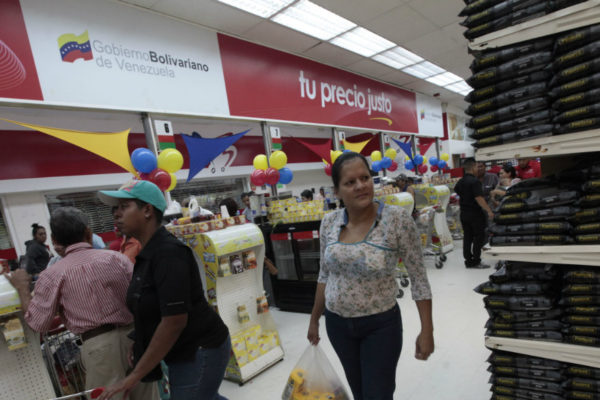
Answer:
[
  {"xmin": 372, "ymin": 161, "xmax": 382, "ymax": 172},
  {"xmin": 429, "ymin": 156, "xmax": 438, "ymax": 166},
  {"xmin": 381, "ymin": 157, "xmax": 392, "ymax": 169},
  {"xmin": 438, "ymin": 160, "xmax": 447, "ymax": 169},
  {"xmin": 343, "ymin": 149, "xmax": 352, "ymax": 153},
  {"xmin": 414, "ymin": 154, "xmax": 424, "ymax": 165},
  {"xmin": 278, "ymin": 167, "xmax": 293, "ymax": 184},
  {"xmin": 131, "ymin": 148, "xmax": 157, "ymax": 173},
  {"xmin": 404, "ymin": 160, "xmax": 414, "ymax": 170}
]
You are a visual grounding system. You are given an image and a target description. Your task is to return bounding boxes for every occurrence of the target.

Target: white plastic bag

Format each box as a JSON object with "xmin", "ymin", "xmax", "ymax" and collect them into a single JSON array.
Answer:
[{"xmin": 281, "ymin": 344, "xmax": 350, "ymax": 400}]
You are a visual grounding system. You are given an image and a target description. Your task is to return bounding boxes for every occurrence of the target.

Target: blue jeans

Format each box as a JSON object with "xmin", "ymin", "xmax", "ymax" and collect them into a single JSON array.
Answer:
[
  {"xmin": 166, "ymin": 335, "xmax": 231, "ymax": 400},
  {"xmin": 325, "ymin": 304, "xmax": 403, "ymax": 400}
]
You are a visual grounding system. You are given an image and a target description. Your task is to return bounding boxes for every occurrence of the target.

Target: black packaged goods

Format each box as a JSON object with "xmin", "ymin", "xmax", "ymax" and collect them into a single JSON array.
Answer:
[
  {"xmin": 575, "ymin": 223, "xmax": 600, "ymax": 234},
  {"xmin": 576, "ymin": 234, "xmax": 600, "ymax": 244},
  {"xmin": 491, "ymin": 385, "xmax": 565, "ymax": 400},
  {"xmin": 506, "ymin": 178, "xmax": 555, "ymax": 194},
  {"xmin": 554, "ymin": 103, "xmax": 600, "ymax": 123},
  {"xmin": 556, "ymin": 117, "xmax": 600, "ymax": 134},
  {"xmin": 461, "ymin": 0, "xmax": 548, "ymax": 28},
  {"xmin": 467, "ymin": 52, "xmax": 552, "ymax": 89},
  {"xmin": 564, "ymin": 326, "xmax": 600, "ymax": 337},
  {"xmin": 488, "ymin": 352, "xmax": 564, "ymax": 369},
  {"xmin": 459, "ymin": 0, "xmax": 505, "ymax": 16},
  {"xmin": 489, "ymin": 376, "xmax": 564, "ymax": 394},
  {"xmin": 563, "ymin": 315, "xmax": 600, "ymax": 326},
  {"xmin": 490, "ymin": 235, "xmax": 575, "ymax": 246},
  {"xmin": 490, "ymin": 222, "xmax": 573, "ymax": 236},
  {"xmin": 491, "ymin": 395, "xmax": 517, "ymax": 400},
  {"xmin": 474, "ymin": 125, "xmax": 554, "ymax": 148},
  {"xmin": 498, "ymin": 191, "xmax": 580, "ymax": 213},
  {"xmin": 550, "ymin": 72, "xmax": 600, "ymax": 98},
  {"xmin": 553, "ymin": 89, "xmax": 600, "ymax": 111},
  {"xmin": 490, "ymin": 263, "xmax": 558, "ymax": 283},
  {"xmin": 565, "ymin": 365, "xmax": 600, "ymax": 379},
  {"xmin": 566, "ymin": 391, "xmax": 600, "ymax": 400},
  {"xmin": 554, "ymin": 0, "xmax": 588, "ymax": 11},
  {"xmin": 562, "ymin": 284, "xmax": 600, "ymax": 295},
  {"xmin": 468, "ymin": 98, "xmax": 550, "ymax": 129},
  {"xmin": 582, "ymin": 180, "xmax": 600, "ymax": 193},
  {"xmin": 565, "ymin": 270, "xmax": 600, "ymax": 284},
  {"xmin": 566, "ymin": 306, "xmax": 600, "ymax": 316},
  {"xmin": 488, "ymin": 365, "xmax": 565, "ymax": 382},
  {"xmin": 551, "ymin": 57, "xmax": 600, "ymax": 87},
  {"xmin": 567, "ymin": 335, "xmax": 600, "ymax": 347},
  {"xmin": 467, "ymin": 82, "xmax": 549, "ymax": 116},
  {"xmin": 469, "ymin": 38, "xmax": 554, "ymax": 72},
  {"xmin": 572, "ymin": 208, "xmax": 600, "ymax": 224},
  {"xmin": 487, "ymin": 319, "xmax": 564, "ymax": 331},
  {"xmin": 484, "ymin": 295, "xmax": 555, "ymax": 310},
  {"xmin": 577, "ymin": 194, "xmax": 600, "ymax": 208},
  {"xmin": 470, "ymin": 110, "xmax": 552, "ymax": 140},
  {"xmin": 466, "ymin": 71, "xmax": 552, "ymax": 103},
  {"xmin": 559, "ymin": 296, "xmax": 600, "ymax": 306},
  {"xmin": 475, "ymin": 281, "xmax": 553, "ymax": 295},
  {"xmin": 494, "ymin": 206, "xmax": 579, "ymax": 225},
  {"xmin": 555, "ymin": 24, "xmax": 600, "ymax": 56},
  {"xmin": 489, "ymin": 308, "xmax": 563, "ymax": 322},
  {"xmin": 554, "ymin": 41, "xmax": 600, "ymax": 71},
  {"xmin": 566, "ymin": 378, "xmax": 600, "ymax": 393}
]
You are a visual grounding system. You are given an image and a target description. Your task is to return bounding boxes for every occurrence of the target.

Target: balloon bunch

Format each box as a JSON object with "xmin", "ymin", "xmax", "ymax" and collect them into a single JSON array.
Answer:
[
  {"xmin": 324, "ymin": 150, "xmax": 343, "ymax": 176},
  {"xmin": 428, "ymin": 152, "xmax": 450, "ymax": 172},
  {"xmin": 131, "ymin": 148, "xmax": 184, "ymax": 191},
  {"xmin": 251, "ymin": 151, "xmax": 293, "ymax": 186},
  {"xmin": 371, "ymin": 148, "xmax": 398, "ymax": 172},
  {"xmin": 404, "ymin": 154, "xmax": 428, "ymax": 173}
]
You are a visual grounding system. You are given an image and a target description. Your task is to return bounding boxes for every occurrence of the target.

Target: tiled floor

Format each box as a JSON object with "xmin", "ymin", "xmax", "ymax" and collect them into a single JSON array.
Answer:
[{"xmin": 219, "ymin": 241, "xmax": 493, "ymax": 399}]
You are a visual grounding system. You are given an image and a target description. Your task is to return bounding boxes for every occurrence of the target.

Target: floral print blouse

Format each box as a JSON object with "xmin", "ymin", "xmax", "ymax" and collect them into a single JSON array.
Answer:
[{"xmin": 318, "ymin": 201, "xmax": 432, "ymax": 318}]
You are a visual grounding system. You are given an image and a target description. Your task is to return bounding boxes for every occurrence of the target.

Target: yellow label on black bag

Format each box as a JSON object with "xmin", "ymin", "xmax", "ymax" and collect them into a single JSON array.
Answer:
[
  {"xmin": 571, "ymin": 390, "xmax": 594, "ymax": 399},
  {"xmin": 478, "ymin": 55, "xmax": 497, "ymax": 67},
  {"xmin": 562, "ymin": 63, "xmax": 591, "ymax": 78},
  {"xmin": 570, "ymin": 315, "xmax": 593, "ymax": 323},
  {"xmin": 541, "ymin": 235, "xmax": 560, "ymax": 241},
  {"xmin": 562, "ymin": 78, "xmax": 587, "ymax": 91},
  {"xmin": 572, "ymin": 326, "xmax": 597, "ymax": 336},
  {"xmin": 502, "ymin": 203, "xmax": 523, "ymax": 210},
  {"xmin": 488, "ymin": 300, "xmax": 506, "ymax": 307},
  {"xmin": 569, "ymin": 118, "xmax": 597, "ymax": 129},
  {"xmin": 564, "ymin": 107, "xmax": 590, "ymax": 118},
  {"xmin": 568, "ymin": 366, "xmax": 591, "ymax": 376},
  {"xmin": 572, "ymin": 336, "xmax": 595, "ymax": 344},
  {"xmin": 494, "ymin": 386, "xmax": 513, "ymax": 395},
  {"xmin": 495, "ymin": 366, "xmax": 515, "ymax": 374},
  {"xmin": 494, "ymin": 355, "xmax": 512, "ymax": 363},
  {"xmin": 470, "ymin": 22, "xmax": 491, "ymax": 35},
  {"xmin": 561, "ymin": 93, "xmax": 585, "ymax": 104},
  {"xmin": 577, "ymin": 234, "xmax": 600, "ymax": 242},
  {"xmin": 496, "ymin": 377, "xmax": 516, "ymax": 386},
  {"xmin": 558, "ymin": 32, "xmax": 584, "ymax": 46},
  {"xmin": 474, "ymin": 87, "xmax": 495, "ymax": 98},
  {"xmin": 540, "ymin": 223, "xmax": 561, "ymax": 229},
  {"xmin": 577, "ymin": 223, "xmax": 600, "ymax": 232},
  {"xmin": 473, "ymin": 100, "xmax": 493, "ymax": 111},
  {"xmin": 559, "ymin": 49, "xmax": 585, "ymax": 64},
  {"xmin": 474, "ymin": 114, "xmax": 494, "ymax": 124}
]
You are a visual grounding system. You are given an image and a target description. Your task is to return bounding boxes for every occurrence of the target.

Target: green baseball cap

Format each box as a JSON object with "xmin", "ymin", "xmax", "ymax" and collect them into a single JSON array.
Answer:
[{"xmin": 98, "ymin": 180, "xmax": 167, "ymax": 212}]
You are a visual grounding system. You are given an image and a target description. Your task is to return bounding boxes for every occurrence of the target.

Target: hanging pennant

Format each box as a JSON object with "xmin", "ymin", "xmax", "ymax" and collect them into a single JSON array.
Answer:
[
  {"xmin": 391, "ymin": 138, "xmax": 413, "ymax": 161},
  {"xmin": 342, "ymin": 137, "xmax": 372, "ymax": 154},
  {"xmin": 292, "ymin": 137, "xmax": 333, "ymax": 164}
]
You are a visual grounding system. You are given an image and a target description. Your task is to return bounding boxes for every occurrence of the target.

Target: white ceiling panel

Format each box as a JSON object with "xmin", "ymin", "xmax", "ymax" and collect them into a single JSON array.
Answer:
[
  {"xmin": 243, "ymin": 20, "xmax": 320, "ymax": 53},
  {"xmin": 364, "ymin": 5, "xmax": 438, "ymax": 44},
  {"xmin": 430, "ymin": 44, "xmax": 472, "ymax": 79},
  {"xmin": 407, "ymin": 0, "xmax": 463, "ymax": 28},
  {"xmin": 345, "ymin": 58, "xmax": 397, "ymax": 79},
  {"xmin": 402, "ymin": 29, "xmax": 463, "ymax": 60},
  {"xmin": 379, "ymin": 70, "xmax": 419, "ymax": 87},
  {"xmin": 442, "ymin": 20, "xmax": 469, "ymax": 44},
  {"xmin": 120, "ymin": 0, "xmax": 161, "ymax": 7},
  {"xmin": 302, "ymin": 42, "xmax": 363, "ymax": 67},
  {"xmin": 312, "ymin": 0, "xmax": 406, "ymax": 25}
]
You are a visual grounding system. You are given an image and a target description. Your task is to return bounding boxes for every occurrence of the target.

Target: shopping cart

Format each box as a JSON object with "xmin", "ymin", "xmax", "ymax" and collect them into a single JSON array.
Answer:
[
  {"xmin": 395, "ymin": 259, "xmax": 410, "ymax": 299},
  {"xmin": 49, "ymin": 388, "xmax": 104, "ymax": 399},
  {"xmin": 446, "ymin": 193, "xmax": 463, "ymax": 240},
  {"xmin": 415, "ymin": 205, "xmax": 446, "ymax": 269},
  {"xmin": 42, "ymin": 319, "xmax": 86, "ymax": 399}
]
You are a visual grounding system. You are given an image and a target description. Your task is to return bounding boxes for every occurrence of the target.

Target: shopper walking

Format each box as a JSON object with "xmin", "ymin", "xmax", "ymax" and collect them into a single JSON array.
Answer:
[
  {"xmin": 98, "ymin": 180, "xmax": 230, "ymax": 400},
  {"xmin": 24, "ymin": 223, "xmax": 50, "ymax": 275},
  {"xmin": 307, "ymin": 152, "xmax": 434, "ymax": 400},
  {"xmin": 454, "ymin": 159, "xmax": 495, "ymax": 269},
  {"xmin": 8, "ymin": 207, "xmax": 156, "ymax": 399}
]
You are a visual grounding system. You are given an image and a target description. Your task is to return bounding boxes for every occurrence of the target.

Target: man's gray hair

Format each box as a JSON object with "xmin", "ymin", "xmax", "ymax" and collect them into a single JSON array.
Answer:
[{"xmin": 50, "ymin": 207, "xmax": 90, "ymax": 247}]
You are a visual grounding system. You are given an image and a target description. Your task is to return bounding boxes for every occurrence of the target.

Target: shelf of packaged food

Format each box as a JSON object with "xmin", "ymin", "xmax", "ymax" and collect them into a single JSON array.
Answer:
[
  {"xmin": 486, "ymin": 336, "xmax": 600, "ymax": 368},
  {"xmin": 468, "ymin": 1, "xmax": 600, "ymax": 51},
  {"xmin": 482, "ymin": 245, "xmax": 600, "ymax": 266},
  {"xmin": 474, "ymin": 129, "xmax": 600, "ymax": 161}
]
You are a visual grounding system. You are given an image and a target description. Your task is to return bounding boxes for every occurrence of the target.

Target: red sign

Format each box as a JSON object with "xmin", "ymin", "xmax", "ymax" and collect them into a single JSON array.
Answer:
[
  {"xmin": 218, "ymin": 34, "xmax": 418, "ymax": 134},
  {"xmin": 0, "ymin": 0, "xmax": 43, "ymax": 101}
]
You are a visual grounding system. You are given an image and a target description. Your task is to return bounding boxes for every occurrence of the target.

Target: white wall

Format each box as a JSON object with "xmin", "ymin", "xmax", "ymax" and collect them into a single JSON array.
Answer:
[{"xmin": 1, "ymin": 192, "xmax": 52, "ymax": 256}]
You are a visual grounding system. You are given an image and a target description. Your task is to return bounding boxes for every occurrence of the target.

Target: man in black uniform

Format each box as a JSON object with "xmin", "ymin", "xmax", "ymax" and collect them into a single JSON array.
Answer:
[{"xmin": 455, "ymin": 158, "xmax": 495, "ymax": 269}]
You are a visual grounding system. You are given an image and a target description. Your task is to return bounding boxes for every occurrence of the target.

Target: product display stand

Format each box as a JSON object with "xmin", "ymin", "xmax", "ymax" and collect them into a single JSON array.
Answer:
[
  {"xmin": 187, "ymin": 223, "xmax": 284, "ymax": 384},
  {"xmin": 414, "ymin": 184, "xmax": 454, "ymax": 253}
]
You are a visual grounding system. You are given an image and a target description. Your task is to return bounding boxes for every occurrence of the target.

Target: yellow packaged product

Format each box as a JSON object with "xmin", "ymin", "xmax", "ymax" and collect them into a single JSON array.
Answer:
[
  {"xmin": 282, "ymin": 368, "xmax": 306, "ymax": 400},
  {"xmin": 231, "ymin": 333, "xmax": 246, "ymax": 355},
  {"xmin": 247, "ymin": 343, "xmax": 260, "ymax": 361},
  {"xmin": 235, "ymin": 350, "xmax": 249, "ymax": 367},
  {"xmin": 292, "ymin": 391, "xmax": 311, "ymax": 400},
  {"xmin": 258, "ymin": 335, "xmax": 271, "ymax": 354},
  {"xmin": 1, "ymin": 317, "xmax": 27, "ymax": 351}
]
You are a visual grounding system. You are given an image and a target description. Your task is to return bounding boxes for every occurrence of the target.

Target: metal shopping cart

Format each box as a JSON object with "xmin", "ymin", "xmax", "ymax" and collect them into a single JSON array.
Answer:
[
  {"xmin": 415, "ymin": 205, "xmax": 447, "ymax": 269},
  {"xmin": 446, "ymin": 193, "xmax": 463, "ymax": 240},
  {"xmin": 395, "ymin": 259, "xmax": 410, "ymax": 299}
]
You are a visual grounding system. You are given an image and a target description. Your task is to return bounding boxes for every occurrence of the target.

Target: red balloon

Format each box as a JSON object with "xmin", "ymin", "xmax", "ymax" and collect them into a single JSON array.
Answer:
[
  {"xmin": 430, "ymin": 165, "xmax": 438, "ymax": 172},
  {"xmin": 388, "ymin": 161, "xmax": 398, "ymax": 172},
  {"xmin": 149, "ymin": 168, "xmax": 171, "ymax": 191},
  {"xmin": 418, "ymin": 164, "xmax": 428, "ymax": 174},
  {"xmin": 265, "ymin": 167, "xmax": 280, "ymax": 185},
  {"xmin": 138, "ymin": 172, "xmax": 151, "ymax": 181},
  {"xmin": 250, "ymin": 169, "xmax": 266, "ymax": 186},
  {"xmin": 324, "ymin": 164, "xmax": 332, "ymax": 176}
]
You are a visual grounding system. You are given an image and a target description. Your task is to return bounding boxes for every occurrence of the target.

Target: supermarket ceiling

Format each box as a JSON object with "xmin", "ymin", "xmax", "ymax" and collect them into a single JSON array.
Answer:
[{"xmin": 116, "ymin": 0, "xmax": 471, "ymax": 111}]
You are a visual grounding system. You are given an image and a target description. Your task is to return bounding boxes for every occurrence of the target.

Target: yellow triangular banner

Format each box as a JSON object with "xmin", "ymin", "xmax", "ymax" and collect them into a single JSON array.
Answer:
[
  {"xmin": 343, "ymin": 138, "xmax": 372, "ymax": 154},
  {"xmin": 2, "ymin": 118, "xmax": 136, "ymax": 174}
]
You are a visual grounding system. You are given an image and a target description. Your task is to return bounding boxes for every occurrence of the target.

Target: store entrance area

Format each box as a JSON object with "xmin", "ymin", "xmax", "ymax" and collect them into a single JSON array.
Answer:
[{"xmin": 220, "ymin": 242, "xmax": 492, "ymax": 400}]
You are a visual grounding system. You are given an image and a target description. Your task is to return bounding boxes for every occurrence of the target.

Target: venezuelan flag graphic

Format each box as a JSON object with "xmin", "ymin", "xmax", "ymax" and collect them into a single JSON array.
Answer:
[{"xmin": 57, "ymin": 30, "xmax": 93, "ymax": 62}]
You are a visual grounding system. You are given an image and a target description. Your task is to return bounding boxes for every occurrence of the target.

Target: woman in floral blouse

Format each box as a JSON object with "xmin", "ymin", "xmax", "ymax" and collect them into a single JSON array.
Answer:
[{"xmin": 307, "ymin": 151, "xmax": 434, "ymax": 400}]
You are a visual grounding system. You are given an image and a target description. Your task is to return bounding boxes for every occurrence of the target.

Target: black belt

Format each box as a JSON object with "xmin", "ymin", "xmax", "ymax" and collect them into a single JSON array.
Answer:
[{"xmin": 81, "ymin": 324, "xmax": 117, "ymax": 342}]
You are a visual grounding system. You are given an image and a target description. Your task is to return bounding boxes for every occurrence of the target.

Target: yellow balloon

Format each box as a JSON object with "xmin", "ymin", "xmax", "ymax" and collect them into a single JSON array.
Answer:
[
  {"xmin": 384, "ymin": 148, "xmax": 397, "ymax": 160},
  {"xmin": 422, "ymin": 156, "xmax": 428, "ymax": 165},
  {"xmin": 166, "ymin": 172, "xmax": 177, "ymax": 192},
  {"xmin": 440, "ymin": 153, "xmax": 450, "ymax": 162},
  {"xmin": 157, "ymin": 148, "xmax": 184, "ymax": 173},
  {"xmin": 269, "ymin": 151, "xmax": 287, "ymax": 169},
  {"xmin": 405, "ymin": 155, "xmax": 410, "ymax": 161},
  {"xmin": 371, "ymin": 150, "xmax": 382, "ymax": 161},
  {"xmin": 331, "ymin": 150, "xmax": 343, "ymax": 164},
  {"xmin": 253, "ymin": 154, "xmax": 268, "ymax": 170}
]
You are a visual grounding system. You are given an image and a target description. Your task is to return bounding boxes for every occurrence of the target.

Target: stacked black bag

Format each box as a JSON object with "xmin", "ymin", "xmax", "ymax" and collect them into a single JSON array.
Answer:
[
  {"xmin": 476, "ymin": 261, "xmax": 564, "ymax": 342},
  {"xmin": 460, "ymin": 0, "xmax": 587, "ymax": 41},
  {"xmin": 551, "ymin": 24, "xmax": 600, "ymax": 135},
  {"xmin": 573, "ymin": 175, "xmax": 600, "ymax": 244},
  {"xmin": 561, "ymin": 267, "xmax": 600, "ymax": 349},
  {"xmin": 466, "ymin": 37, "xmax": 555, "ymax": 150},
  {"xmin": 564, "ymin": 363, "xmax": 600, "ymax": 399}
]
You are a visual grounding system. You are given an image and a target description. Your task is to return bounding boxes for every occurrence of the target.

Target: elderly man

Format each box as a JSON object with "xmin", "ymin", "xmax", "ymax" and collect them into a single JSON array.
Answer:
[{"xmin": 8, "ymin": 207, "xmax": 156, "ymax": 399}]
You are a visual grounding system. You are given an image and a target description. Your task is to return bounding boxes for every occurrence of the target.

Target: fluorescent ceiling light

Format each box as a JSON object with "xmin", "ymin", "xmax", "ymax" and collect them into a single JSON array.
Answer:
[
  {"xmin": 330, "ymin": 27, "xmax": 395, "ymax": 57},
  {"xmin": 426, "ymin": 72, "xmax": 463, "ymax": 86},
  {"xmin": 445, "ymin": 80, "xmax": 472, "ymax": 95},
  {"xmin": 272, "ymin": 0, "xmax": 356, "ymax": 40},
  {"xmin": 217, "ymin": 0, "xmax": 293, "ymax": 18},
  {"xmin": 372, "ymin": 46, "xmax": 423, "ymax": 69},
  {"xmin": 401, "ymin": 61, "xmax": 445, "ymax": 79}
]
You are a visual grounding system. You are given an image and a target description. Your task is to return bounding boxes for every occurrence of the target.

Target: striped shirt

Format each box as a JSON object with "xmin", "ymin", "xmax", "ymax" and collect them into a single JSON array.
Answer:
[{"xmin": 25, "ymin": 242, "xmax": 133, "ymax": 334}]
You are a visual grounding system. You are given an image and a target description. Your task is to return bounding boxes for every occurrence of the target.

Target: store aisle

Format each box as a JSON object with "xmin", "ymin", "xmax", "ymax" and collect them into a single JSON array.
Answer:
[{"xmin": 219, "ymin": 242, "xmax": 492, "ymax": 400}]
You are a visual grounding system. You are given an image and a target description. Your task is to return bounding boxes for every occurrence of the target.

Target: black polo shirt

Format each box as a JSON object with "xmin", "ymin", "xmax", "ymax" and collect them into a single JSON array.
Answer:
[
  {"xmin": 127, "ymin": 227, "xmax": 228, "ymax": 372},
  {"xmin": 454, "ymin": 173, "xmax": 484, "ymax": 213}
]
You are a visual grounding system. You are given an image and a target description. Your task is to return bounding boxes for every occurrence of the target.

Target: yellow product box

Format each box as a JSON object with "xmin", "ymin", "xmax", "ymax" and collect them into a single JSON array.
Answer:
[
  {"xmin": 243, "ymin": 325, "xmax": 261, "ymax": 347},
  {"xmin": 292, "ymin": 391, "xmax": 311, "ymax": 400},
  {"xmin": 235, "ymin": 350, "xmax": 249, "ymax": 367},
  {"xmin": 231, "ymin": 334, "xmax": 246, "ymax": 355},
  {"xmin": 247, "ymin": 343, "xmax": 260, "ymax": 361},
  {"xmin": 282, "ymin": 368, "xmax": 306, "ymax": 400},
  {"xmin": 1, "ymin": 317, "xmax": 27, "ymax": 351},
  {"xmin": 258, "ymin": 335, "xmax": 272, "ymax": 354}
]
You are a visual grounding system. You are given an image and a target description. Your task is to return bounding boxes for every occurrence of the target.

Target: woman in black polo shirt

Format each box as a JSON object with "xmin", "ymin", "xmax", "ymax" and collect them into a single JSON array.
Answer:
[{"xmin": 98, "ymin": 180, "xmax": 230, "ymax": 400}]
